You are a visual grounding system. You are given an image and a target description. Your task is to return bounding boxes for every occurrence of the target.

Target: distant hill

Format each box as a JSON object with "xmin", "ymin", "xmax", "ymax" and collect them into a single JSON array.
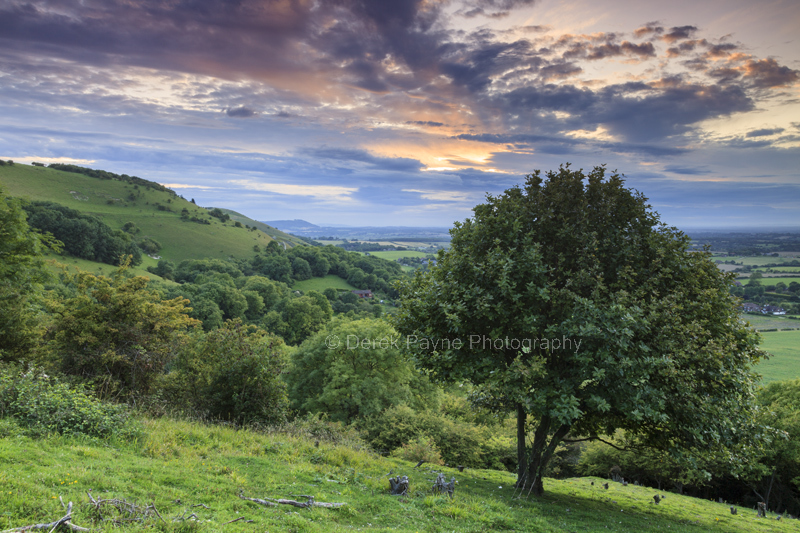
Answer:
[
  {"xmin": 262, "ymin": 219, "xmax": 321, "ymax": 232},
  {"xmin": 0, "ymin": 163, "xmax": 305, "ymax": 273},
  {"xmin": 264, "ymin": 220, "xmax": 452, "ymax": 241}
]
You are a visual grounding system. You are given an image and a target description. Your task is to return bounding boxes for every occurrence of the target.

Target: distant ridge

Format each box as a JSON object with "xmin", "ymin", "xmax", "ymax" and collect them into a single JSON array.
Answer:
[
  {"xmin": 263, "ymin": 220, "xmax": 452, "ymax": 241},
  {"xmin": 263, "ymin": 219, "xmax": 321, "ymax": 232}
]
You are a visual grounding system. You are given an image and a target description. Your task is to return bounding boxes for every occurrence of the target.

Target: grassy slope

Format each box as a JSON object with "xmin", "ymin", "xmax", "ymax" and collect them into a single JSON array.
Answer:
[
  {"xmin": 217, "ymin": 208, "xmax": 306, "ymax": 248},
  {"xmin": 0, "ymin": 163, "xmax": 300, "ymax": 265},
  {"xmin": 0, "ymin": 417, "xmax": 793, "ymax": 533},
  {"xmin": 758, "ymin": 330, "xmax": 800, "ymax": 384}
]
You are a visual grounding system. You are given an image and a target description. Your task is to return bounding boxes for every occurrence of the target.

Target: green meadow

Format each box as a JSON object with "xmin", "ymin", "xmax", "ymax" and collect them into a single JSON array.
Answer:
[
  {"xmin": 0, "ymin": 416, "xmax": 793, "ymax": 533},
  {"xmin": 721, "ymin": 255, "xmax": 800, "ymax": 266},
  {"xmin": 742, "ymin": 314, "xmax": 800, "ymax": 331},
  {"xmin": 758, "ymin": 329, "xmax": 800, "ymax": 384},
  {"xmin": 364, "ymin": 250, "xmax": 431, "ymax": 260},
  {"xmin": 736, "ymin": 276, "xmax": 800, "ymax": 285},
  {"xmin": 293, "ymin": 274, "xmax": 357, "ymax": 292}
]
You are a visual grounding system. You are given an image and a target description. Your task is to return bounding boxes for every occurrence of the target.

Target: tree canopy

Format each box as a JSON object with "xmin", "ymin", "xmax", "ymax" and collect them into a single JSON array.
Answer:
[
  {"xmin": 394, "ymin": 165, "xmax": 767, "ymax": 495},
  {"xmin": 0, "ymin": 188, "xmax": 53, "ymax": 362}
]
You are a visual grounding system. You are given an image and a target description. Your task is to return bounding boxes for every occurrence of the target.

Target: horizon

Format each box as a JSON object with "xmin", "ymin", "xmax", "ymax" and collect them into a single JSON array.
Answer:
[{"xmin": 1, "ymin": 0, "xmax": 798, "ymax": 228}]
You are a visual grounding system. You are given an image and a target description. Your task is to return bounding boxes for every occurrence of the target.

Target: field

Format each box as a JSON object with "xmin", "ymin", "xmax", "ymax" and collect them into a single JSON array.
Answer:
[
  {"xmin": 758, "ymin": 329, "xmax": 800, "ymax": 384},
  {"xmin": 364, "ymin": 250, "xmax": 432, "ymax": 260},
  {"xmin": 742, "ymin": 314, "xmax": 800, "ymax": 331},
  {"xmin": 718, "ymin": 255, "xmax": 800, "ymax": 266},
  {"xmin": 736, "ymin": 277, "xmax": 800, "ymax": 286},
  {"xmin": 293, "ymin": 274, "xmax": 356, "ymax": 292},
  {"xmin": 0, "ymin": 416, "xmax": 794, "ymax": 533}
]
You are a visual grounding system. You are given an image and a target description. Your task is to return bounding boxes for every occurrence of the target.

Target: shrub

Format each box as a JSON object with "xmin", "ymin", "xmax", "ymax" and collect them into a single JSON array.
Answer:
[
  {"xmin": 268, "ymin": 412, "xmax": 367, "ymax": 449},
  {"xmin": 0, "ymin": 366, "xmax": 138, "ymax": 439},
  {"xmin": 360, "ymin": 405, "xmax": 504, "ymax": 468},
  {"xmin": 164, "ymin": 320, "xmax": 289, "ymax": 425},
  {"xmin": 391, "ymin": 435, "xmax": 443, "ymax": 465}
]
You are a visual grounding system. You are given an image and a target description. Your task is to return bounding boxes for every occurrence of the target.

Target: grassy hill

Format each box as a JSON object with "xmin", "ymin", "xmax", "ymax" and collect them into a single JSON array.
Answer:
[
  {"xmin": 0, "ymin": 163, "xmax": 304, "ymax": 269},
  {"xmin": 0, "ymin": 416, "xmax": 793, "ymax": 533}
]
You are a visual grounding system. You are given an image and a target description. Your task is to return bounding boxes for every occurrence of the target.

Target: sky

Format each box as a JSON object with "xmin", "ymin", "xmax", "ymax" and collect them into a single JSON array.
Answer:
[{"xmin": 0, "ymin": 0, "xmax": 799, "ymax": 230}]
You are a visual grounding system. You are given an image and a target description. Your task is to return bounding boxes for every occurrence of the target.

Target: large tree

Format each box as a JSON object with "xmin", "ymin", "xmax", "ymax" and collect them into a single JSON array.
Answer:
[
  {"xmin": 394, "ymin": 165, "xmax": 766, "ymax": 496},
  {"xmin": 0, "ymin": 187, "xmax": 53, "ymax": 362}
]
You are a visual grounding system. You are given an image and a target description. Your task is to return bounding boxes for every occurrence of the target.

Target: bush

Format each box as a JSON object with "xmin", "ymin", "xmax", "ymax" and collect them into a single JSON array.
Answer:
[
  {"xmin": 360, "ymin": 405, "xmax": 510, "ymax": 469},
  {"xmin": 391, "ymin": 435, "xmax": 443, "ymax": 465},
  {"xmin": 164, "ymin": 320, "xmax": 289, "ymax": 425},
  {"xmin": 268, "ymin": 412, "xmax": 367, "ymax": 449},
  {"xmin": 0, "ymin": 366, "xmax": 138, "ymax": 439}
]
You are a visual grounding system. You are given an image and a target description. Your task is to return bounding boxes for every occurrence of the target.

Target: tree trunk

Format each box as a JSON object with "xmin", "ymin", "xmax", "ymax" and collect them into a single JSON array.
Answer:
[
  {"xmin": 516, "ymin": 403, "xmax": 527, "ymax": 484},
  {"xmin": 765, "ymin": 470, "xmax": 775, "ymax": 511},
  {"xmin": 516, "ymin": 415, "xmax": 570, "ymax": 496}
]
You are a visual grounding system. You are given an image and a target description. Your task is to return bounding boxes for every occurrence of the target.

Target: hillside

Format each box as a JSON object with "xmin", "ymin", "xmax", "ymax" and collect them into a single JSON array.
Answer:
[
  {"xmin": 0, "ymin": 415, "xmax": 793, "ymax": 533},
  {"xmin": 0, "ymin": 163, "xmax": 303, "ymax": 270}
]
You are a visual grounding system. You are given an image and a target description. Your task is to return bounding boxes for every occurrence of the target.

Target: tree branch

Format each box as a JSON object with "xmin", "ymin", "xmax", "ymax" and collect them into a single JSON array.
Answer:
[{"xmin": 562, "ymin": 436, "xmax": 628, "ymax": 451}]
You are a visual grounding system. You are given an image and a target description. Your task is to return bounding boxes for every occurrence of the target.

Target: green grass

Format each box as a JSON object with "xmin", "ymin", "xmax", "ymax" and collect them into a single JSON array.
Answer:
[
  {"xmin": 742, "ymin": 277, "xmax": 800, "ymax": 286},
  {"xmin": 363, "ymin": 250, "xmax": 431, "ymax": 260},
  {"xmin": 293, "ymin": 275, "xmax": 356, "ymax": 292},
  {"xmin": 722, "ymin": 256, "xmax": 797, "ymax": 266},
  {"xmin": 753, "ymin": 267, "xmax": 800, "ymax": 273},
  {"xmin": 758, "ymin": 329, "xmax": 800, "ymax": 384},
  {"xmin": 43, "ymin": 255, "xmax": 178, "ymax": 285},
  {"xmin": 0, "ymin": 416, "xmax": 793, "ymax": 533},
  {"xmin": 742, "ymin": 314, "xmax": 800, "ymax": 331},
  {"xmin": 0, "ymin": 163, "xmax": 300, "ymax": 264}
]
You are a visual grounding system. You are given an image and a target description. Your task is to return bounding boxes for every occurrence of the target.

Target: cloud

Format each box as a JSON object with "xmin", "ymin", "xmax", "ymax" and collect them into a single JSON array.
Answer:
[
  {"xmin": 662, "ymin": 26, "xmax": 698, "ymax": 43},
  {"xmin": 406, "ymin": 120, "xmax": 445, "ymax": 127},
  {"xmin": 663, "ymin": 165, "xmax": 712, "ymax": 175},
  {"xmin": 225, "ymin": 106, "xmax": 257, "ymax": 118},
  {"xmin": 746, "ymin": 127, "xmax": 785, "ymax": 138},
  {"xmin": 299, "ymin": 147, "xmax": 423, "ymax": 172},
  {"xmin": 459, "ymin": 0, "xmax": 536, "ymax": 18},
  {"xmin": 740, "ymin": 58, "xmax": 800, "ymax": 88},
  {"xmin": 634, "ymin": 22, "xmax": 664, "ymax": 38},
  {"xmin": 402, "ymin": 189, "xmax": 475, "ymax": 202},
  {"xmin": 228, "ymin": 180, "xmax": 358, "ymax": 203}
]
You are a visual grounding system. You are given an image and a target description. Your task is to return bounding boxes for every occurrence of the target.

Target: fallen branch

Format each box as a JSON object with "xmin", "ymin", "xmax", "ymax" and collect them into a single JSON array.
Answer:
[
  {"xmin": 1, "ymin": 501, "xmax": 92, "ymax": 533},
  {"xmin": 85, "ymin": 491, "xmax": 159, "ymax": 525},
  {"xmin": 238, "ymin": 492, "xmax": 345, "ymax": 509},
  {"xmin": 222, "ymin": 517, "xmax": 254, "ymax": 525}
]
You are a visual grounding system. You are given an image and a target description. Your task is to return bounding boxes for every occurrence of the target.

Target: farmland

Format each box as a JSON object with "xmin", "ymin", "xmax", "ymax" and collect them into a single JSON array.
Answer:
[{"xmin": 758, "ymin": 329, "xmax": 800, "ymax": 383}]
